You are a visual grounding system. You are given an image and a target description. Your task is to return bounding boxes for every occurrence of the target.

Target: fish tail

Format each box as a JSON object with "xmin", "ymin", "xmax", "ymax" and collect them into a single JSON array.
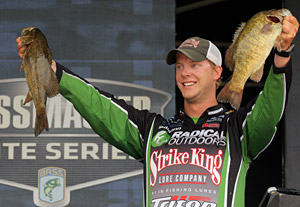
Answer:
[
  {"xmin": 35, "ymin": 107, "xmax": 49, "ymax": 137},
  {"xmin": 230, "ymin": 90, "xmax": 243, "ymax": 110},
  {"xmin": 217, "ymin": 82, "xmax": 243, "ymax": 110}
]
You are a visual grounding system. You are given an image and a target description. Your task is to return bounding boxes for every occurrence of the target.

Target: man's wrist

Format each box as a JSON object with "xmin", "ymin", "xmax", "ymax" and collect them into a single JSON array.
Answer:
[{"xmin": 275, "ymin": 44, "xmax": 295, "ymax": 57}]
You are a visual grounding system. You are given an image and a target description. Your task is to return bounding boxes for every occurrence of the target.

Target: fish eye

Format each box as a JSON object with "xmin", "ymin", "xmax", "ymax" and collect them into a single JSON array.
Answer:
[{"xmin": 267, "ymin": 16, "xmax": 280, "ymax": 23}]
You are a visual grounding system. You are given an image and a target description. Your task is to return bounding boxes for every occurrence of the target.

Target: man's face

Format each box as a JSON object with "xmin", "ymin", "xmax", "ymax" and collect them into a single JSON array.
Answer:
[{"xmin": 175, "ymin": 52, "xmax": 218, "ymax": 104}]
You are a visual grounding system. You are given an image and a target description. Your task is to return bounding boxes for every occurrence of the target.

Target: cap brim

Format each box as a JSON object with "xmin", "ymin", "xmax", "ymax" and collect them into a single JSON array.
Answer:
[
  {"xmin": 166, "ymin": 49, "xmax": 179, "ymax": 65},
  {"xmin": 166, "ymin": 48, "xmax": 207, "ymax": 65}
]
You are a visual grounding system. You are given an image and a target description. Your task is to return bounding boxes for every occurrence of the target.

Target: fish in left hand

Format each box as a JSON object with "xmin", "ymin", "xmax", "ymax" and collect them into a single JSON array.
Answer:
[{"xmin": 20, "ymin": 26, "xmax": 59, "ymax": 137}]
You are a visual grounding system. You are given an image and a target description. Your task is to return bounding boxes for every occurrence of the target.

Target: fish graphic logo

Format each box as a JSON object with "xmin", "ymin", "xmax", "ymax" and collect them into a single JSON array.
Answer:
[
  {"xmin": 38, "ymin": 167, "xmax": 66, "ymax": 206},
  {"xmin": 44, "ymin": 178, "xmax": 61, "ymax": 201}
]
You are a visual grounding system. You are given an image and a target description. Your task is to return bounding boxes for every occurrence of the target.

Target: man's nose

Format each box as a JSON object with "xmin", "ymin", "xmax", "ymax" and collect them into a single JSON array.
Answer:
[{"xmin": 181, "ymin": 66, "xmax": 191, "ymax": 76}]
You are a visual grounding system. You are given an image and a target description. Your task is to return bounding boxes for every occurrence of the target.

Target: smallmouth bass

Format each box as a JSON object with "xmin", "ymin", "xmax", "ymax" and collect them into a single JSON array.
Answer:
[
  {"xmin": 217, "ymin": 9, "xmax": 292, "ymax": 109},
  {"xmin": 20, "ymin": 26, "xmax": 59, "ymax": 136}
]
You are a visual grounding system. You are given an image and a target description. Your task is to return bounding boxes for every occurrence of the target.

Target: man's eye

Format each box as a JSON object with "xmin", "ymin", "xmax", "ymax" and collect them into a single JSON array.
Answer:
[
  {"xmin": 192, "ymin": 64, "xmax": 199, "ymax": 68},
  {"xmin": 176, "ymin": 65, "xmax": 183, "ymax": 70}
]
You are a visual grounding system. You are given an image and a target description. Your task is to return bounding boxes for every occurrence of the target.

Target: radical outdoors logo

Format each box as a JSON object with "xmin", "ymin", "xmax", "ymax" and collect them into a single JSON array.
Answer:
[
  {"xmin": 0, "ymin": 78, "xmax": 172, "ymax": 206},
  {"xmin": 152, "ymin": 130, "xmax": 170, "ymax": 147}
]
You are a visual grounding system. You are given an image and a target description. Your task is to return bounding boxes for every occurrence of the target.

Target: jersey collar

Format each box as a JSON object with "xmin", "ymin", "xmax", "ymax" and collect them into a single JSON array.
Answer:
[{"xmin": 179, "ymin": 104, "xmax": 227, "ymax": 124}]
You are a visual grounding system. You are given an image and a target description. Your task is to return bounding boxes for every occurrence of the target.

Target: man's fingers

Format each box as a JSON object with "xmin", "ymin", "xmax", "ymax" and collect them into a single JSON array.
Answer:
[
  {"xmin": 17, "ymin": 44, "xmax": 25, "ymax": 59},
  {"xmin": 280, "ymin": 16, "xmax": 299, "ymax": 50},
  {"xmin": 18, "ymin": 51, "xmax": 24, "ymax": 59},
  {"xmin": 282, "ymin": 16, "xmax": 299, "ymax": 35},
  {"xmin": 288, "ymin": 16, "xmax": 299, "ymax": 28},
  {"xmin": 17, "ymin": 38, "xmax": 21, "ymax": 49},
  {"xmin": 16, "ymin": 37, "xmax": 25, "ymax": 59}
]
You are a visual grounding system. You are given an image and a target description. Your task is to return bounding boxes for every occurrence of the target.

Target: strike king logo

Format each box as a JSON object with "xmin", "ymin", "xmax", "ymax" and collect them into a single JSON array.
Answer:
[
  {"xmin": 150, "ymin": 148, "xmax": 223, "ymax": 187},
  {"xmin": 36, "ymin": 167, "xmax": 66, "ymax": 207}
]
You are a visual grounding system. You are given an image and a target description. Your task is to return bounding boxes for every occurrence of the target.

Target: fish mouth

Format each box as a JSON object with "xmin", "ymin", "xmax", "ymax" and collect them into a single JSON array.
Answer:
[
  {"xmin": 21, "ymin": 39, "xmax": 33, "ymax": 48},
  {"xmin": 24, "ymin": 42, "xmax": 32, "ymax": 48},
  {"xmin": 267, "ymin": 15, "xmax": 282, "ymax": 23},
  {"xmin": 267, "ymin": 16, "xmax": 280, "ymax": 23}
]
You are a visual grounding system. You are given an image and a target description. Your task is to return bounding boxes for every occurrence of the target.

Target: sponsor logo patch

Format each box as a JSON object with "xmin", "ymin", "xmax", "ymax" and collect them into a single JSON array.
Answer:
[
  {"xmin": 151, "ymin": 195, "xmax": 217, "ymax": 207},
  {"xmin": 36, "ymin": 167, "xmax": 66, "ymax": 207},
  {"xmin": 152, "ymin": 130, "xmax": 170, "ymax": 147}
]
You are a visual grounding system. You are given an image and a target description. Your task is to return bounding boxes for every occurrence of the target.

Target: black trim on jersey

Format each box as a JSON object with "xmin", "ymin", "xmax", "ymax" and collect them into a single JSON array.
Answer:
[
  {"xmin": 274, "ymin": 59, "xmax": 292, "ymax": 102},
  {"xmin": 226, "ymin": 111, "xmax": 244, "ymax": 207},
  {"xmin": 56, "ymin": 61, "xmax": 157, "ymax": 152}
]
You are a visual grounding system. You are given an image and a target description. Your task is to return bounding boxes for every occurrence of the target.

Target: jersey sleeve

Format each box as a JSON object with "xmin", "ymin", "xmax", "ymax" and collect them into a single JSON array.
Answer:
[
  {"xmin": 55, "ymin": 63, "xmax": 156, "ymax": 160},
  {"xmin": 239, "ymin": 60, "xmax": 292, "ymax": 160}
]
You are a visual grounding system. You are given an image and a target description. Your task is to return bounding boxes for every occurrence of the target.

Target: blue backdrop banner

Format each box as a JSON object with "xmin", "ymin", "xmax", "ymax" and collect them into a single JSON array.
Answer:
[{"xmin": 0, "ymin": 1, "xmax": 175, "ymax": 206}]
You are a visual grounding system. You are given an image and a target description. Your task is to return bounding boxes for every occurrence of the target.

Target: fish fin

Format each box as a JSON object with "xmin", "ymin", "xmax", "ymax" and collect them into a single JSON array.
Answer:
[
  {"xmin": 20, "ymin": 51, "xmax": 30, "ymax": 70},
  {"xmin": 20, "ymin": 62, "xmax": 24, "ymax": 70},
  {"xmin": 36, "ymin": 56, "xmax": 59, "ymax": 97},
  {"xmin": 225, "ymin": 44, "xmax": 235, "ymax": 71},
  {"xmin": 250, "ymin": 64, "xmax": 264, "ymax": 82},
  {"xmin": 217, "ymin": 82, "xmax": 243, "ymax": 110},
  {"xmin": 261, "ymin": 24, "xmax": 273, "ymax": 34},
  {"xmin": 23, "ymin": 92, "xmax": 33, "ymax": 105},
  {"xmin": 217, "ymin": 82, "xmax": 231, "ymax": 103},
  {"xmin": 45, "ymin": 70, "xmax": 59, "ymax": 98},
  {"xmin": 34, "ymin": 107, "xmax": 49, "ymax": 137},
  {"xmin": 274, "ymin": 35, "xmax": 282, "ymax": 51},
  {"xmin": 225, "ymin": 22, "xmax": 246, "ymax": 71},
  {"xmin": 233, "ymin": 22, "xmax": 246, "ymax": 43}
]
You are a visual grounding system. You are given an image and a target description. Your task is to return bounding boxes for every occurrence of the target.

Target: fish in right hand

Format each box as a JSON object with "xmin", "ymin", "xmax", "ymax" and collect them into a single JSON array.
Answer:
[{"xmin": 217, "ymin": 9, "xmax": 292, "ymax": 110}]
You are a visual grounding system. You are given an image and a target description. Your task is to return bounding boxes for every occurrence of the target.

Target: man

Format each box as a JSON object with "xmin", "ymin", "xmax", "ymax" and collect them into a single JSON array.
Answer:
[{"xmin": 17, "ymin": 16, "xmax": 298, "ymax": 207}]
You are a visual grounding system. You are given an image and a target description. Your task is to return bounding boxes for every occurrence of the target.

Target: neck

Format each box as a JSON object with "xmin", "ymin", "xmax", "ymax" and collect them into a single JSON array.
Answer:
[{"xmin": 184, "ymin": 98, "xmax": 218, "ymax": 118}]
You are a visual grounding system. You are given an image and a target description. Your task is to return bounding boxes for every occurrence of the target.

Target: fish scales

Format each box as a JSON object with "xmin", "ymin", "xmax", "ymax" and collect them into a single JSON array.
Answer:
[
  {"xmin": 217, "ymin": 9, "xmax": 292, "ymax": 110},
  {"xmin": 20, "ymin": 26, "xmax": 59, "ymax": 137}
]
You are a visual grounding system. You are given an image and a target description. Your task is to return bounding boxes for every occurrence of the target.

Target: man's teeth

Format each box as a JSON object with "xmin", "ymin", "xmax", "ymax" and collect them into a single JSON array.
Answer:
[{"xmin": 184, "ymin": 82, "xmax": 195, "ymax": 86}]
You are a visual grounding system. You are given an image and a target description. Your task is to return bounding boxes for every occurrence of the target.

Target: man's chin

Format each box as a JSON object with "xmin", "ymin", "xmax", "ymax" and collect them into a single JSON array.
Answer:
[{"xmin": 183, "ymin": 96, "xmax": 198, "ymax": 104}]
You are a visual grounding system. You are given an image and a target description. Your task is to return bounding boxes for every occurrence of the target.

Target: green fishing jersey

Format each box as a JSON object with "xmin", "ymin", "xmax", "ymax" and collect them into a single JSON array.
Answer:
[{"xmin": 55, "ymin": 60, "xmax": 292, "ymax": 207}]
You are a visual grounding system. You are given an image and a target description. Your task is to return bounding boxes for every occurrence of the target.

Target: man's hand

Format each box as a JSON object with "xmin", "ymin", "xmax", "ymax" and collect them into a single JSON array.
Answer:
[
  {"xmin": 281, "ymin": 15, "xmax": 299, "ymax": 50},
  {"xmin": 274, "ymin": 15, "xmax": 299, "ymax": 68},
  {"xmin": 16, "ymin": 37, "xmax": 25, "ymax": 59},
  {"xmin": 16, "ymin": 36, "xmax": 57, "ymax": 73}
]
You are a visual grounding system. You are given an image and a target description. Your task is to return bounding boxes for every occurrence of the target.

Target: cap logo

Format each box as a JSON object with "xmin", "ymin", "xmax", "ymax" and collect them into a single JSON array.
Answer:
[{"xmin": 179, "ymin": 39, "xmax": 200, "ymax": 49}]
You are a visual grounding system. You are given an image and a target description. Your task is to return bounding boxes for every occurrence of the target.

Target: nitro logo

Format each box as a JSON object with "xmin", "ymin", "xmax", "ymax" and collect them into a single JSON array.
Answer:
[
  {"xmin": 150, "ymin": 148, "xmax": 223, "ymax": 187},
  {"xmin": 152, "ymin": 196, "xmax": 217, "ymax": 207},
  {"xmin": 202, "ymin": 123, "xmax": 220, "ymax": 128},
  {"xmin": 169, "ymin": 130, "xmax": 226, "ymax": 146}
]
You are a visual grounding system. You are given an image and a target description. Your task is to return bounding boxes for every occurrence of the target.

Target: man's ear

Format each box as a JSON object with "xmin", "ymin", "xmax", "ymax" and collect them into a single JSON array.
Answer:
[{"xmin": 214, "ymin": 65, "xmax": 222, "ymax": 80}]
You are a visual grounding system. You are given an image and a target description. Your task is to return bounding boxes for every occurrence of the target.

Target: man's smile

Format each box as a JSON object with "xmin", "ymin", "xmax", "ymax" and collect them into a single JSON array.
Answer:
[{"xmin": 183, "ymin": 82, "xmax": 197, "ymax": 87}]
